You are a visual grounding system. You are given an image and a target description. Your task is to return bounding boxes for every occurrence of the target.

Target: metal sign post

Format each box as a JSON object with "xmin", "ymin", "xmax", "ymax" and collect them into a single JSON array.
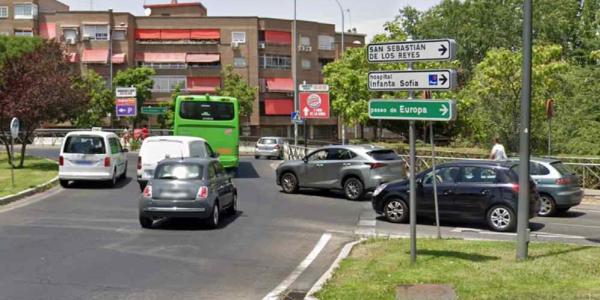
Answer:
[
  {"xmin": 367, "ymin": 38, "xmax": 457, "ymax": 264},
  {"xmin": 430, "ymin": 122, "xmax": 441, "ymax": 239},
  {"xmin": 9, "ymin": 117, "xmax": 19, "ymax": 188}
]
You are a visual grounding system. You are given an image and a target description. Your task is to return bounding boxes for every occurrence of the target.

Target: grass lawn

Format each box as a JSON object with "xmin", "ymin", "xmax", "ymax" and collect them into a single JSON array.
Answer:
[
  {"xmin": 317, "ymin": 239, "xmax": 600, "ymax": 300},
  {"xmin": 0, "ymin": 153, "xmax": 58, "ymax": 198}
]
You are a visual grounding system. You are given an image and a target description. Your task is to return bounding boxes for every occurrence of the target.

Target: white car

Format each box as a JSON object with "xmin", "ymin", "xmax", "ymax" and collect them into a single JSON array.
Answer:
[
  {"xmin": 59, "ymin": 130, "xmax": 128, "ymax": 187},
  {"xmin": 137, "ymin": 136, "xmax": 216, "ymax": 191}
]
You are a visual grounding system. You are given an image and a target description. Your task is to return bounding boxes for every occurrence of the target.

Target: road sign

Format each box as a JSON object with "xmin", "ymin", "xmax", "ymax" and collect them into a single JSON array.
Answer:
[
  {"xmin": 116, "ymin": 87, "xmax": 137, "ymax": 98},
  {"xmin": 299, "ymin": 84, "xmax": 329, "ymax": 92},
  {"xmin": 10, "ymin": 118, "xmax": 19, "ymax": 139},
  {"xmin": 300, "ymin": 92, "xmax": 330, "ymax": 119},
  {"xmin": 291, "ymin": 111, "xmax": 304, "ymax": 124},
  {"xmin": 367, "ymin": 39, "xmax": 457, "ymax": 63},
  {"xmin": 141, "ymin": 106, "xmax": 168, "ymax": 115},
  {"xmin": 368, "ymin": 70, "xmax": 457, "ymax": 91},
  {"xmin": 369, "ymin": 99, "xmax": 456, "ymax": 121},
  {"xmin": 116, "ymin": 98, "xmax": 137, "ymax": 117}
]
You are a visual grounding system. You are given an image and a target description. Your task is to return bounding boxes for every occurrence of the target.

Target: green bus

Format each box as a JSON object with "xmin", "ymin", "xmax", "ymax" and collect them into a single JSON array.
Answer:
[{"xmin": 173, "ymin": 95, "xmax": 239, "ymax": 169}]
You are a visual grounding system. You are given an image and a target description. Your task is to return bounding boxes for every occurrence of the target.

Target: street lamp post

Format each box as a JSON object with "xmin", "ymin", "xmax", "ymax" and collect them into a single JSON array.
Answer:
[
  {"xmin": 292, "ymin": 0, "xmax": 298, "ymax": 145},
  {"xmin": 334, "ymin": 0, "xmax": 345, "ymax": 144}
]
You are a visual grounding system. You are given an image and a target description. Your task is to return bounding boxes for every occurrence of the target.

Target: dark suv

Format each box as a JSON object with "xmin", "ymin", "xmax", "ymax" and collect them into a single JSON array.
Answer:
[{"xmin": 372, "ymin": 160, "xmax": 539, "ymax": 232}]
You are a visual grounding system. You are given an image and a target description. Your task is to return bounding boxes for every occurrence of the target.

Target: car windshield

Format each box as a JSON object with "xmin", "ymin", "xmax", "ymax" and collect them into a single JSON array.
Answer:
[
  {"xmin": 369, "ymin": 150, "xmax": 400, "ymax": 161},
  {"xmin": 63, "ymin": 136, "xmax": 106, "ymax": 154},
  {"xmin": 259, "ymin": 138, "xmax": 277, "ymax": 144},
  {"xmin": 155, "ymin": 163, "xmax": 204, "ymax": 180},
  {"xmin": 551, "ymin": 162, "xmax": 574, "ymax": 176}
]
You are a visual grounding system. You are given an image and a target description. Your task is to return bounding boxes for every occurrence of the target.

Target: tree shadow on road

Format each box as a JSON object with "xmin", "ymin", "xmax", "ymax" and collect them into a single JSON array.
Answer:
[
  {"xmin": 549, "ymin": 211, "xmax": 586, "ymax": 218},
  {"xmin": 151, "ymin": 210, "xmax": 243, "ymax": 231},
  {"xmin": 68, "ymin": 177, "xmax": 133, "ymax": 189},
  {"xmin": 414, "ymin": 249, "xmax": 500, "ymax": 262}
]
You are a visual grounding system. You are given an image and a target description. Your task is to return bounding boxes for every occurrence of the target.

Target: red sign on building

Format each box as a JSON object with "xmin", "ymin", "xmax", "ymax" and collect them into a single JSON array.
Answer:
[{"xmin": 300, "ymin": 92, "xmax": 330, "ymax": 119}]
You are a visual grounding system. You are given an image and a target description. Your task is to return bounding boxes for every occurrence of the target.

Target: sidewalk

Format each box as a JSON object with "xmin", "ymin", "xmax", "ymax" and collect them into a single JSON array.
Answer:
[{"xmin": 583, "ymin": 189, "xmax": 600, "ymax": 205}]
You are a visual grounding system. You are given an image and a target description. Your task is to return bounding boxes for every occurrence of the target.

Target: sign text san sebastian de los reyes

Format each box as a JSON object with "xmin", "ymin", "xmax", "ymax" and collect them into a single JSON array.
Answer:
[{"xmin": 367, "ymin": 39, "xmax": 457, "ymax": 63}]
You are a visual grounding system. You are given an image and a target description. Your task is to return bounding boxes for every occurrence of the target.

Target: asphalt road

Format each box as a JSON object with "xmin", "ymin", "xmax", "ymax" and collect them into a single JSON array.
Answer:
[
  {"xmin": 1, "ymin": 148, "xmax": 364, "ymax": 300},
  {"xmin": 1, "ymin": 147, "xmax": 599, "ymax": 300}
]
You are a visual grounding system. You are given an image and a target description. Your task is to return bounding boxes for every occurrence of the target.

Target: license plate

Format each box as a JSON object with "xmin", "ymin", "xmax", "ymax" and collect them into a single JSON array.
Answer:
[
  {"xmin": 75, "ymin": 160, "xmax": 93, "ymax": 165},
  {"xmin": 161, "ymin": 192, "xmax": 187, "ymax": 198}
]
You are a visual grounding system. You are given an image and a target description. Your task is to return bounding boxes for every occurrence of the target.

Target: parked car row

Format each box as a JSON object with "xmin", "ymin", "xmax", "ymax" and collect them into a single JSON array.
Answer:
[{"xmin": 275, "ymin": 144, "xmax": 583, "ymax": 232}]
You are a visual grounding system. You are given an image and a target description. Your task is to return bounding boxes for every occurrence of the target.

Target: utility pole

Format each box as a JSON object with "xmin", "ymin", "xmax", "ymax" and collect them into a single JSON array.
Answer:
[
  {"xmin": 334, "ymin": 0, "xmax": 345, "ymax": 144},
  {"xmin": 292, "ymin": 0, "xmax": 298, "ymax": 146},
  {"xmin": 516, "ymin": 0, "xmax": 532, "ymax": 261}
]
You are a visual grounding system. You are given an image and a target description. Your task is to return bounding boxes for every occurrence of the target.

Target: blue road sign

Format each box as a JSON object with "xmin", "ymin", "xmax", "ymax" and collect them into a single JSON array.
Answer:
[
  {"xmin": 116, "ymin": 105, "xmax": 136, "ymax": 117},
  {"xmin": 291, "ymin": 111, "xmax": 304, "ymax": 124},
  {"xmin": 429, "ymin": 74, "xmax": 438, "ymax": 85}
]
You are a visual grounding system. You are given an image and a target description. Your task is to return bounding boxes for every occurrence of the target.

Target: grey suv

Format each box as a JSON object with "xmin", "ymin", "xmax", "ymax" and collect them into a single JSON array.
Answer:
[{"xmin": 276, "ymin": 145, "xmax": 406, "ymax": 200}]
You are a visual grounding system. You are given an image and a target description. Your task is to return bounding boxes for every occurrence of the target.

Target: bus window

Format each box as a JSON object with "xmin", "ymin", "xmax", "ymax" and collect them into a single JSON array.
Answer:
[{"xmin": 180, "ymin": 101, "xmax": 234, "ymax": 121}]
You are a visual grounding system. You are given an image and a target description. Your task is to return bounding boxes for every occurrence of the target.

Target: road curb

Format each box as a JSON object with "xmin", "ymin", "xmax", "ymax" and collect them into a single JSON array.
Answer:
[
  {"xmin": 0, "ymin": 176, "xmax": 59, "ymax": 206},
  {"xmin": 304, "ymin": 238, "xmax": 366, "ymax": 299}
]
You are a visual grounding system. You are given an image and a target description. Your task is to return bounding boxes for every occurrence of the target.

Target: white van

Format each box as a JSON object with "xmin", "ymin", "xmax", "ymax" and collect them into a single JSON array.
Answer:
[
  {"xmin": 137, "ymin": 136, "xmax": 216, "ymax": 191},
  {"xmin": 59, "ymin": 130, "xmax": 128, "ymax": 188}
]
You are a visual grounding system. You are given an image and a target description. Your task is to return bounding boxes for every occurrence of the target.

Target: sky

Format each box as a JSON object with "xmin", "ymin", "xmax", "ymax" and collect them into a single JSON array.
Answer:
[{"xmin": 60, "ymin": 0, "xmax": 441, "ymax": 41}]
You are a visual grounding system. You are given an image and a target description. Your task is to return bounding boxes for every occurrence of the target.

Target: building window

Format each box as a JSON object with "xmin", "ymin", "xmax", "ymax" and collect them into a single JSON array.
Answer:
[
  {"xmin": 15, "ymin": 3, "xmax": 37, "ymax": 19},
  {"xmin": 140, "ymin": 62, "xmax": 187, "ymax": 69},
  {"xmin": 112, "ymin": 30, "xmax": 126, "ymax": 41},
  {"xmin": 234, "ymin": 57, "xmax": 247, "ymax": 68},
  {"xmin": 318, "ymin": 35, "xmax": 335, "ymax": 51},
  {"xmin": 82, "ymin": 25, "xmax": 109, "ymax": 41},
  {"xmin": 0, "ymin": 6, "xmax": 8, "ymax": 18},
  {"xmin": 259, "ymin": 55, "xmax": 291, "ymax": 70},
  {"xmin": 301, "ymin": 59, "xmax": 311, "ymax": 70},
  {"xmin": 300, "ymin": 36, "xmax": 310, "ymax": 47},
  {"xmin": 63, "ymin": 28, "xmax": 78, "ymax": 44},
  {"xmin": 15, "ymin": 30, "xmax": 34, "ymax": 37},
  {"xmin": 151, "ymin": 76, "xmax": 186, "ymax": 92},
  {"xmin": 232, "ymin": 31, "xmax": 246, "ymax": 44}
]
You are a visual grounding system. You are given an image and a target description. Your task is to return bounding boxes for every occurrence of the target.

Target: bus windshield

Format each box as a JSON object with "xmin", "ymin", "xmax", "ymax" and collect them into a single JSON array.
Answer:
[{"xmin": 180, "ymin": 101, "xmax": 234, "ymax": 121}]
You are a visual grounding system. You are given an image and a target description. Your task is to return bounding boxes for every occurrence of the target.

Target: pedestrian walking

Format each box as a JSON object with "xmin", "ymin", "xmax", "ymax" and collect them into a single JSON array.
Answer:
[
  {"xmin": 122, "ymin": 127, "xmax": 131, "ymax": 149},
  {"xmin": 141, "ymin": 125, "xmax": 149, "ymax": 140},
  {"xmin": 489, "ymin": 137, "xmax": 507, "ymax": 161}
]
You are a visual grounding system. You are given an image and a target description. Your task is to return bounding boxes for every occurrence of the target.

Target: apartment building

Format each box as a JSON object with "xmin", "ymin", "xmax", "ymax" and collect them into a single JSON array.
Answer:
[{"xmin": 0, "ymin": 0, "xmax": 365, "ymax": 138}]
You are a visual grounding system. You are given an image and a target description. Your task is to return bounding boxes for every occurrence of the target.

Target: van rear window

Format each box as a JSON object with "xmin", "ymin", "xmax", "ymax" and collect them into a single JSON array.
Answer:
[{"xmin": 63, "ymin": 136, "xmax": 106, "ymax": 154}]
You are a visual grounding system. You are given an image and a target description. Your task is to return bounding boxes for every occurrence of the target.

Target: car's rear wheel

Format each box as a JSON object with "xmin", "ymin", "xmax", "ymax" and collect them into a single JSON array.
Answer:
[
  {"xmin": 138, "ymin": 182, "xmax": 146, "ymax": 192},
  {"xmin": 139, "ymin": 216, "xmax": 153, "ymax": 229},
  {"xmin": 343, "ymin": 177, "xmax": 364, "ymax": 200},
  {"xmin": 487, "ymin": 205, "xmax": 516, "ymax": 232},
  {"xmin": 108, "ymin": 168, "xmax": 117, "ymax": 187},
  {"xmin": 281, "ymin": 172, "xmax": 299, "ymax": 193},
  {"xmin": 384, "ymin": 198, "xmax": 409, "ymax": 223},
  {"xmin": 120, "ymin": 162, "xmax": 127, "ymax": 180},
  {"xmin": 205, "ymin": 201, "xmax": 220, "ymax": 229},
  {"xmin": 538, "ymin": 194, "xmax": 556, "ymax": 217},
  {"xmin": 59, "ymin": 179, "xmax": 69, "ymax": 188}
]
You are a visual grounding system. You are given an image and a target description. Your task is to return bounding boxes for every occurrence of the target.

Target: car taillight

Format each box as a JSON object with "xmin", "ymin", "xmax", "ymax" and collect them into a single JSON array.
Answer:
[
  {"xmin": 104, "ymin": 157, "xmax": 111, "ymax": 167},
  {"xmin": 59, "ymin": 156, "xmax": 64, "ymax": 166},
  {"xmin": 510, "ymin": 183, "xmax": 520, "ymax": 193},
  {"xmin": 275, "ymin": 144, "xmax": 281, "ymax": 149},
  {"xmin": 367, "ymin": 162, "xmax": 385, "ymax": 169},
  {"xmin": 196, "ymin": 186, "xmax": 209, "ymax": 200},
  {"xmin": 143, "ymin": 185, "xmax": 152, "ymax": 198},
  {"xmin": 556, "ymin": 178, "xmax": 571, "ymax": 185},
  {"xmin": 137, "ymin": 156, "xmax": 142, "ymax": 170}
]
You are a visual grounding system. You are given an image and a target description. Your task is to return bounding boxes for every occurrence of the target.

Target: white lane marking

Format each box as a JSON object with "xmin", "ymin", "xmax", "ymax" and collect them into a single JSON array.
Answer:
[
  {"xmin": 358, "ymin": 219, "xmax": 376, "ymax": 227},
  {"xmin": 263, "ymin": 233, "xmax": 332, "ymax": 300},
  {"xmin": 0, "ymin": 187, "xmax": 63, "ymax": 214}
]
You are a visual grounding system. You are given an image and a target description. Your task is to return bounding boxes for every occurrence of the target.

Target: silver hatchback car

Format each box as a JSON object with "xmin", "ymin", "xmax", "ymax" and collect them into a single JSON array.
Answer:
[
  {"xmin": 139, "ymin": 158, "xmax": 237, "ymax": 229},
  {"xmin": 276, "ymin": 145, "xmax": 406, "ymax": 200}
]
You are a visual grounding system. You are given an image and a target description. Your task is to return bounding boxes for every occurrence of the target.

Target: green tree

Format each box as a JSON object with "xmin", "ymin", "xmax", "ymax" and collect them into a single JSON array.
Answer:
[
  {"xmin": 72, "ymin": 70, "xmax": 114, "ymax": 128},
  {"xmin": 156, "ymin": 84, "xmax": 181, "ymax": 129},
  {"xmin": 0, "ymin": 36, "xmax": 42, "ymax": 67},
  {"xmin": 113, "ymin": 67, "xmax": 155, "ymax": 127},
  {"xmin": 216, "ymin": 65, "xmax": 257, "ymax": 118},
  {"xmin": 459, "ymin": 45, "xmax": 570, "ymax": 153}
]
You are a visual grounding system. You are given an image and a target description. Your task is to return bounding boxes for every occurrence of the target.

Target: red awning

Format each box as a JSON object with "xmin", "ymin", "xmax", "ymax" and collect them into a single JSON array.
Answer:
[
  {"xmin": 266, "ymin": 78, "xmax": 294, "ymax": 92},
  {"xmin": 186, "ymin": 53, "xmax": 220, "ymax": 63},
  {"xmin": 135, "ymin": 29, "xmax": 161, "ymax": 40},
  {"xmin": 82, "ymin": 49, "xmax": 109, "ymax": 64},
  {"xmin": 187, "ymin": 77, "xmax": 221, "ymax": 93},
  {"xmin": 39, "ymin": 23, "xmax": 56, "ymax": 39},
  {"xmin": 112, "ymin": 53, "xmax": 126, "ymax": 64},
  {"xmin": 135, "ymin": 52, "xmax": 187, "ymax": 63},
  {"xmin": 265, "ymin": 30, "xmax": 292, "ymax": 45},
  {"xmin": 265, "ymin": 99, "xmax": 294, "ymax": 115},
  {"xmin": 66, "ymin": 52, "xmax": 79, "ymax": 63},
  {"xmin": 190, "ymin": 29, "xmax": 220, "ymax": 40},
  {"xmin": 160, "ymin": 29, "xmax": 191, "ymax": 40}
]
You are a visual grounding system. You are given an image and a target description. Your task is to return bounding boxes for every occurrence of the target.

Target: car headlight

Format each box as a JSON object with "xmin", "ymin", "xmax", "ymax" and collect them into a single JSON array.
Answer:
[{"xmin": 373, "ymin": 183, "xmax": 388, "ymax": 197}]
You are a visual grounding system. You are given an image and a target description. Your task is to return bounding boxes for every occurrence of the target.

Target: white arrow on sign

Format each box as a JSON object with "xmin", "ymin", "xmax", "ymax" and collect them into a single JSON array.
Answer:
[
  {"xmin": 367, "ymin": 39, "xmax": 457, "ymax": 63},
  {"xmin": 440, "ymin": 104, "xmax": 449, "ymax": 116},
  {"xmin": 303, "ymin": 107, "xmax": 310, "ymax": 116}
]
